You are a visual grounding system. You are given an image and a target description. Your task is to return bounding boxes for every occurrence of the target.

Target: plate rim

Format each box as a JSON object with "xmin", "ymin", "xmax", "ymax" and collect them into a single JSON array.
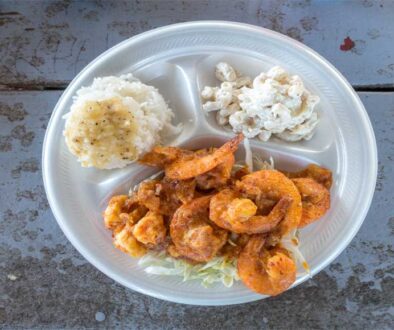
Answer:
[{"xmin": 42, "ymin": 20, "xmax": 378, "ymax": 306}]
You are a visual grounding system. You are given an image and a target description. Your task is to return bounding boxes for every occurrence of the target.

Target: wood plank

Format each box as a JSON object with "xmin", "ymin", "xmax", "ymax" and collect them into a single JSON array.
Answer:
[
  {"xmin": 0, "ymin": 90, "xmax": 393, "ymax": 327},
  {"xmin": 1, "ymin": 0, "xmax": 393, "ymax": 88}
]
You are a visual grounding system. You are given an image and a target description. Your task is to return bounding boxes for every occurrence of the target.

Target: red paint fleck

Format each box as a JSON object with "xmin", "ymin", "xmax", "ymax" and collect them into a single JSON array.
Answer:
[{"xmin": 340, "ymin": 37, "xmax": 355, "ymax": 51}]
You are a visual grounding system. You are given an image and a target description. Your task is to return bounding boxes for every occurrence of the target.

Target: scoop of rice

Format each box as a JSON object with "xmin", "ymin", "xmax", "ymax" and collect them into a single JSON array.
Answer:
[{"xmin": 63, "ymin": 74, "xmax": 178, "ymax": 169}]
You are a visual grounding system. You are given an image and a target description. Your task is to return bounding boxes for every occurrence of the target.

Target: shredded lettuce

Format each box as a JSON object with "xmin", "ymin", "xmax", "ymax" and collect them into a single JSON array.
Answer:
[
  {"xmin": 254, "ymin": 155, "xmax": 274, "ymax": 170},
  {"xmin": 236, "ymin": 144, "xmax": 275, "ymax": 172},
  {"xmin": 280, "ymin": 229, "xmax": 311, "ymax": 278},
  {"xmin": 138, "ymin": 252, "xmax": 239, "ymax": 288},
  {"xmin": 244, "ymin": 138, "xmax": 253, "ymax": 171}
]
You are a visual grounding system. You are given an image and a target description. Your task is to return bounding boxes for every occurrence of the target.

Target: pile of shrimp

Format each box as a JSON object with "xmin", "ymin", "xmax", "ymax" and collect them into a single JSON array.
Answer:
[{"xmin": 103, "ymin": 134, "xmax": 332, "ymax": 296}]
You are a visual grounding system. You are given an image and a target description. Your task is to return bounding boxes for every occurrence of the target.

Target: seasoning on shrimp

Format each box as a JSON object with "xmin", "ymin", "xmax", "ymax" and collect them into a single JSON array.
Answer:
[
  {"xmin": 209, "ymin": 188, "xmax": 292, "ymax": 234},
  {"xmin": 237, "ymin": 234, "xmax": 297, "ymax": 296},
  {"xmin": 103, "ymin": 194, "xmax": 147, "ymax": 230},
  {"xmin": 139, "ymin": 146, "xmax": 185, "ymax": 167},
  {"xmin": 165, "ymin": 134, "xmax": 243, "ymax": 180},
  {"xmin": 236, "ymin": 170, "xmax": 302, "ymax": 235},
  {"xmin": 170, "ymin": 196, "xmax": 228, "ymax": 262},
  {"xmin": 284, "ymin": 164, "xmax": 333, "ymax": 190},
  {"xmin": 132, "ymin": 211, "xmax": 167, "ymax": 246},
  {"xmin": 195, "ymin": 152, "xmax": 235, "ymax": 190},
  {"xmin": 137, "ymin": 177, "xmax": 196, "ymax": 216},
  {"xmin": 113, "ymin": 222, "xmax": 147, "ymax": 257},
  {"xmin": 292, "ymin": 178, "xmax": 330, "ymax": 227}
]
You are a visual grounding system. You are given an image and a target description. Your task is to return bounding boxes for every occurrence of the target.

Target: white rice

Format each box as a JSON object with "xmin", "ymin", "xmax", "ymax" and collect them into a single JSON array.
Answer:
[{"xmin": 63, "ymin": 74, "xmax": 179, "ymax": 169}]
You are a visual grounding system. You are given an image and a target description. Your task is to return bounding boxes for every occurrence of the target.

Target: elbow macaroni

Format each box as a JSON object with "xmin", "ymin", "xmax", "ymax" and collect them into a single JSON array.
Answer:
[{"xmin": 201, "ymin": 62, "xmax": 320, "ymax": 142}]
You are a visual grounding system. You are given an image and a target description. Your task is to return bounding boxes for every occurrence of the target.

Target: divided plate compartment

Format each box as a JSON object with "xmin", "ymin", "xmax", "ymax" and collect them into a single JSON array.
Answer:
[{"xmin": 42, "ymin": 22, "xmax": 377, "ymax": 305}]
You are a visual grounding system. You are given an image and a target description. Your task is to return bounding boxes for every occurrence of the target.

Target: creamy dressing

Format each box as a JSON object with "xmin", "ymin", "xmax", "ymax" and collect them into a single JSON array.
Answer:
[{"xmin": 202, "ymin": 63, "xmax": 320, "ymax": 142}]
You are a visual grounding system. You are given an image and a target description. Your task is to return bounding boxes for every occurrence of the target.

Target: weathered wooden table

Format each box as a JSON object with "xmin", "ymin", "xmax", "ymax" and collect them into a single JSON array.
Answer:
[{"xmin": 1, "ymin": 1, "xmax": 393, "ymax": 329}]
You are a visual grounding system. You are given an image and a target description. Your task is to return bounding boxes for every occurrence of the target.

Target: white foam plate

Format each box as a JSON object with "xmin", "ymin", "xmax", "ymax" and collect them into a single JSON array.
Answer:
[{"xmin": 42, "ymin": 21, "xmax": 377, "ymax": 305}]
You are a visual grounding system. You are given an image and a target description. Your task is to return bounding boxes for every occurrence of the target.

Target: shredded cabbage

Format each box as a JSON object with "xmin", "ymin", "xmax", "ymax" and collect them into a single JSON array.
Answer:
[
  {"xmin": 254, "ymin": 155, "xmax": 274, "ymax": 170},
  {"xmin": 138, "ymin": 252, "xmax": 239, "ymax": 288},
  {"xmin": 244, "ymin": 138, "xmax": 253, "ymax": 171},
  {"xmin": 280, "ymin": 229, "xmax": 311, "ymax": 278}
]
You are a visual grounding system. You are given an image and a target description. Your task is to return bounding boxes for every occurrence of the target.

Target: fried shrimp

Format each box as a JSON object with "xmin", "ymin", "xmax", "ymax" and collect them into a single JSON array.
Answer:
[
  {"xmin": 170, "ymin": 196, "xmax": 228, "ymax": 262},
  {"xmin": 162, "ymin": 177, "xmax": 196, "ymax": 204},
  {"xmin": 137, "ymin": 180, "xmax": 161, "ymax": 211},
  {"xmin": 137, "ymin": 178, "xmax": 196, "ymax": 216},
  {"xmin": 292, "ymin": 178, "xmax": 330, "ymax": 227},
  {"xmin": 231, "ymin": 166, "xmax": 251, "ymax": 181},
  {"xmin": 285, "ymin": 164, "xmax": 333, "ymax": 189},
  {"xmin": 210, "ymin": 188, "xmax": 292, "ymax": 234},
  {"xmin": 237, "ymin": 234, "xmax": 296, "ymax": 296},
  {"xmin": 140, "ymin": 144, "xmax": 236, "ymax": 190},
  {"xmin": 104, "ymin": 134, "xmax": 334, "ymax": 295},
  {"xmin": 103, "ymin": 195, "xmax": 129, "ymax": 229},
  {"xmin": 139, "ymin": 146, "xmax": 185, "ymax": 167},
  {"xmin": 236, "ymin": 170, "xmax": 302, "ymax": 235},
  {"xmin": 195, "ymin": 153, "xmax": 235, "ymax": 190},
  {"xmin": 221, "ymin": 233, "xmax": 251, "ymax": 259},
  {"xmin": 133, "ymin": 211, "xmax": 167, "ymax": 246},
  {"xmin": 103, "ymin": 195, "xmax": 147, "ymax": 230},
  {"xmin": 113, "ymin": 222, "xmax": 147, "ymax": 257},
  {"xmin": 254, "ymin": 196, "xmax": 277, "ymax": 216},
  {"xmin": 165, "ymin": 134, "xmax": 243, "ymax": 180}
]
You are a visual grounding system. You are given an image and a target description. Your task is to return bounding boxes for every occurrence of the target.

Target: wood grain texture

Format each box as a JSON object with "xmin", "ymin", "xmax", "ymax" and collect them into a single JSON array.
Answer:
[
  {"xmin": 0, "ymin": 0, "xmax": 393, "ymax": 88},
  {"xmin": 0, "ymin": 91, "xmax": 393, "ymax": 328},
  {"xmin": 1, "ymin": 0, "xmax": 393, "ymax": 328}
]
